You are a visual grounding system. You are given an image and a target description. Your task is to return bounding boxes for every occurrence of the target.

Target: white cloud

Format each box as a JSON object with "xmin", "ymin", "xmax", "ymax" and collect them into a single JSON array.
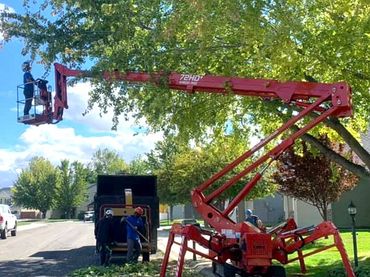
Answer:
[
  {"xmin": 18, "ymin": 124, "xmax": 161, "ymax": 163},
  {"xmin": 0, "ymin": 4, "xmax": 15, "ymax": 14},
  {"xmin": 63, "ymin": 82, "xmax": 147, "ymax": 133},
  {"xmin": 0, "ymin": 81, "xmax": 163, "ymax": 188}
]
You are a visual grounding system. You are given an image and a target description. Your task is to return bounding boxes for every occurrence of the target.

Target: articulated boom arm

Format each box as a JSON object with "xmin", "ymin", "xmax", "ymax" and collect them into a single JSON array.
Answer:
[
  {"xmin": 53, "ymin": 63, "xmax": 352, "ymax": 228},
  {"xmin": 190, "ymin": 83, "xmax": 351, "ymax": 232}
]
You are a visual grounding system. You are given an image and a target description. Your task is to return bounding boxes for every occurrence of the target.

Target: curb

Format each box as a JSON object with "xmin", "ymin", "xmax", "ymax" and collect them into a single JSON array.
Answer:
[{"xmin": 18, "ymin": 222, "xmax": 47, "ymax": 231}]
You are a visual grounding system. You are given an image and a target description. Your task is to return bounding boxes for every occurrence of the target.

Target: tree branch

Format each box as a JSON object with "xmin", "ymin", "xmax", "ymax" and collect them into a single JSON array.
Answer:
[
  {"xmin": 291, "ymin": 125, "xmax": 370, "ymax": 179},
  {"xmin": 324, "ymin": 117, "xmax": 370, "ymax": 169},
  {"xmin": 280, "ymin": 99, "xmax": 370, "ymax": 180}
]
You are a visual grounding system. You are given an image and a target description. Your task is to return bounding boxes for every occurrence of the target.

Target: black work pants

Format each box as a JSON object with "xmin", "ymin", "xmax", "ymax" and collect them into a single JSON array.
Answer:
[
  {"xmin": 23, "ymin": 89, "xmax": 34, "ymax": 115},
  {"xmin": 99, "ymin": 243, "xmax": 111, "ymax": 266},
  {"xmin": 127, "ymin": 238, "xmax": 142, "ymax": 263}
]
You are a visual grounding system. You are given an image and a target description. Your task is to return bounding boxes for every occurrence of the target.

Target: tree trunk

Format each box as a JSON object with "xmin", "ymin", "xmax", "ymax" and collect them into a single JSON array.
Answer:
[
  {"xmin": 322, "ymin": 205, "xmax": 328, "ymax": 221},
  {"xmin": 326, "ymin": 117, "xmax": 370, "ymax": 170},
  {"xmin": 292, "ymin": 125, "xmax": 370, "ymax": 179},
  {"xmin": 299, "ymin": 75, "xmax": 370, "ymax": 178},
  {"xmin": 169, "ymin": 205, "xmax": 173, "ymax": 221},
  {"xmin": 237, "ymin": 200, "xmax": 246, "ymax": 223}
]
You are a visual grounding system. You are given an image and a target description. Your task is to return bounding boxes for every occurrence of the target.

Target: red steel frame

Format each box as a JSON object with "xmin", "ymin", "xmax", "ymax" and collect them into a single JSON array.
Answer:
[{"xmin": 24, "ymin": 63, "xmax": 355, "ymax": 276}]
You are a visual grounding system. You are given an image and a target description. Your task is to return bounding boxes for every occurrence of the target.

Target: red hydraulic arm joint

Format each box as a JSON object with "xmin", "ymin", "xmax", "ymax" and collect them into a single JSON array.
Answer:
[
  {"xmin": 32, "ymin": 64, "xmax": 354, "ymax": 276},
  {"xmin": 53, "ymin": 63, "xmax": 86, "ymax": 123}
]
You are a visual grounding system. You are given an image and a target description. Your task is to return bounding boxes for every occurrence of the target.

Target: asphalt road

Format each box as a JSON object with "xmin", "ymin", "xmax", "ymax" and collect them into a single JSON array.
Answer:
[
  {"xmin": 0, "ymin": 221, "xmax": 97, "ymax": 277},
  {"xmin": 0, "ymin": 221, "xmax": 215, "ymax": 277}
]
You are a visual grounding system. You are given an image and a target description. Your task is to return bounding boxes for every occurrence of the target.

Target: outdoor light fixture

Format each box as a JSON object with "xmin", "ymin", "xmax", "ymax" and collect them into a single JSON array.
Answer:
[
  {"xmin": 348, "ymin": 201, "xmax": 358, "ymax": 267},
  {"xmin": 347, "ymin": 201, "xmax": 357, "ymax": 217}
]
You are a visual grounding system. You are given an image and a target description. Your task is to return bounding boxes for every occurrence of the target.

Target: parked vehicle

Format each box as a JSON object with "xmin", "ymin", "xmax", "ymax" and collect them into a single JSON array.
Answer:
[
  {"xmin": 0, "ymin": 204, "xmax": 17, "ymax": 239},
  {"xmin": 84, "ymin": 211, "xmax": 94, "ymax": 222}
]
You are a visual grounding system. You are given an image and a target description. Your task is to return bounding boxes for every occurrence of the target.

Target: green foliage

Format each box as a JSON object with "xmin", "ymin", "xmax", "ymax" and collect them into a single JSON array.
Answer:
[
  {"xmin": 272, "ymin": 138, "xmax": 358, "ymax": 220},
  {"xmin": 70, "ymin": 263, "xmax": 158, "ymax": 277},
  {"xmin": 10, "ymin": 150, "xmax": 148, "ymax": 219},
  {"xmin": 87, "ymin": 148, "xmax": 129, "ymax": 182},
  {"xmin": 328, "ymin": 265, "xmax": 370, "ymax": 277},
  {"xmin": 12, "ymin": 157, "xmax": 59, "ymax": 217},
  {"xmin": 147, "ymin": 134, "xmax": 277, "ymax": 206},
  {"xmin": 1, "ymin": 1, "xmax": 370, "ymax": 180},
  {"xmin": 1, "ymin": 0, "xmax": 368, "ymax": 135},
  {"xmin": 55, "ymin": 160, "xmax": 88, "ymax": 218},
  {"xmin": 69, "ymin": 259, "xmax": 202, "ymax": 277},
  {"xmin": 127, "ymin": 157, "xmax": 150, "ymax": 175}
]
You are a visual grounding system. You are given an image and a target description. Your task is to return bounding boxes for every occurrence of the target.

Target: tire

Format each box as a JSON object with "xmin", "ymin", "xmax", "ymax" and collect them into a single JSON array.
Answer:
[
  {"xmin": 142, "ymin": 252, "xmax": 150, "ymax": 262},
  {"xmin": 11, "ymin": 224, "xmax": 17, "ymax": 236},
  {"xmin": 266, "ymin": 265, "xmax": 286, "ymax": 277},
  {"xmin": 223, "ymin": 263, "xmax": 237, "ymax": 277},
  {"xmin": 1, "ymin": 225, "xmax": 7, "ymax": 239}
]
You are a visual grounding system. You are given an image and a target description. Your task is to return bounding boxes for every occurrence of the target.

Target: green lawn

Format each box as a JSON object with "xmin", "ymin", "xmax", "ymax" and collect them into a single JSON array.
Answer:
[
  {"xmin": 159, "ymin": 221, "xmax": 369, "ymax": 276},
  {"xmin": 284, "ymin": 231, "xmax": 370, "ymax": 276},
  {"xmin": 160, "ymin": 219, "xmax": 204, "ymax": 226},
  {"xmin": 17, "ymin": 218, "xmax": 78, "ymax": 226},
  {"xmin": 68, "ymin": 224, "xmax": 368, "ymax": 276},
  {"xmin": 19, "ymin": 218, "xmax": 366, "ymax": 276},
  {"xmin": 17, "ymin": 219, "xmax": 40, "ymax": 226}
]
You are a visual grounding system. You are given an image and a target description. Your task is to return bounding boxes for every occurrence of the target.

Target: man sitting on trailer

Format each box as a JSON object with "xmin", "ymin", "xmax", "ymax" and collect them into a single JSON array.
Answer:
[
  {"xmin": 245, "ymin": 209, "xmax": 265, "ymax": 230},
  {"xmin": 123, "ymin": 207, "xmax": 144, "ymax": 263}
]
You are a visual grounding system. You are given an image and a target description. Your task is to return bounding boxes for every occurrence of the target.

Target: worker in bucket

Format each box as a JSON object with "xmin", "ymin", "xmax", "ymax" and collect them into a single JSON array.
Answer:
[
  {"xmin": 95, "ymin": 208, "xmax": 115, "ymax": 266},
  {"xmin": 22, "ymin": 61, "xmax": 35, "ymax": 117},
  {"xmin": 123, "ymin": 207, "xmax": 144, "ymax": 263}
]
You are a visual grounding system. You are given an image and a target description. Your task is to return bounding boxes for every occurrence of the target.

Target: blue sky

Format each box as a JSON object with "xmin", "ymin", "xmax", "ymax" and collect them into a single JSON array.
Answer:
[{"xmin": 0, "ymin": 2, "xmax": 162, "ymax": 188}]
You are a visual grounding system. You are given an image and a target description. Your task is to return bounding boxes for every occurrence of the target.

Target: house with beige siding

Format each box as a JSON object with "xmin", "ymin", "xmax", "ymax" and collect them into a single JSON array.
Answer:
[
  {"xmin": 282, "ymin": 129, "xmax": 370, "ymax": 228},
  {"xmin": 331, "ymin": 129, "xmax": 370, "ymax": 228},
  {"xmin": 0, "ymin": 187, "xmax": 12, "ymax": 205}
]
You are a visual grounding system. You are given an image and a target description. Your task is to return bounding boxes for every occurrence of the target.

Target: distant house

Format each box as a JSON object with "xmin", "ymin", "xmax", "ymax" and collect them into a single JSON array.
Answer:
[
  {"xmin": 251, "ymin": 194, "xmax": 285, "ymax": 226},
  {"xmin": 76, "ymin": 183, "xmax": 96, "ymax": 214},
  {"xmin": 331, "ymin": 129, "xmax": 370, "ymax": 228},
  {"xmin": 0, "ymin": 187, "xmax": 12, "ymax": 205},
  {"xmin": 0, "ymin": 187, "xmax": 21, "ymax": 218},
  {"xmin": 278, "ymin": 128, "xmax": 370, "ymax": 228},
  {"xmin": 49, "ymin": 183, "xmax": 96, "ymax": 219},
  {"xmin": 252, "ymin": 180, "xmax": 369, "ymax": 229}
]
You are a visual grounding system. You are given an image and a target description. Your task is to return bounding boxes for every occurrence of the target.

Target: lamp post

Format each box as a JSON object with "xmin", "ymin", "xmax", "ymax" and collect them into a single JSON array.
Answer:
[{"xmin": 347, "ymin": 201, "xmax": 358, "ymax": 267}]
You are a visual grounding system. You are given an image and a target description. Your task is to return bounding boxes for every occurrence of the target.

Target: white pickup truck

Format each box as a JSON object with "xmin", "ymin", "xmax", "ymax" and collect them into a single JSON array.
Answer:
[{"xmin": 0, "ymin": 204, "xmax": 17, "ymax": 239}]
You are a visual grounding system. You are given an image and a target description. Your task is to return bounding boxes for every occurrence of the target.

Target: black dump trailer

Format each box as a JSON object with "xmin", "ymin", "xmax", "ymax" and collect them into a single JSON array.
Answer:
[{"xmin": 94, "ymin": 175, "xmax": 159, "ymax": 262}]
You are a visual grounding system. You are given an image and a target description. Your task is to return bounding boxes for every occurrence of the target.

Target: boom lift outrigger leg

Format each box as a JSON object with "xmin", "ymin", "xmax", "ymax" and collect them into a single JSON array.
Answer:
[{"xmin": 160, "ymin": 88, "xmax": 355, "ymax": 277}]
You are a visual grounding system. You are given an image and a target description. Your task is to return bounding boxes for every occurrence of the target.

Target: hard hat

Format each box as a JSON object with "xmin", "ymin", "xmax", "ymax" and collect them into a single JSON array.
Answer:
[
  {"xmin": 22, "ymin": 61, "xmax": 32, "ymax": 72},
  {"xmin": 134, "ymin": 207, "xmax": 144, "ymax": 215},
  {"xmin": 246, "ymin": 209, "xmax": 252, "ymax": 216},
  {"xmin": 105, "ymin": 209, "xmax": 113, "ymax": 216}
]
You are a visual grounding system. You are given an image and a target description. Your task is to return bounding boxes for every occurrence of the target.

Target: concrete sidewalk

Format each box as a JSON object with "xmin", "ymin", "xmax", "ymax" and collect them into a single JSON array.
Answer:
[
  {"xmin": 17, "ymin": 222, "xmax": 47, "ymax": 231},
  {"xmin": 157, "ymin": 227, "xmax": 218, "ymax": 276}
]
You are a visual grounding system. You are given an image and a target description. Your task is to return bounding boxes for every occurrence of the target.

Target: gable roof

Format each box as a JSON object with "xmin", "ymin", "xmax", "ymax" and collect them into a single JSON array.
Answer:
[{"xmin": 0, "ymin": 187, "xmax": 12, "ymax": 198}]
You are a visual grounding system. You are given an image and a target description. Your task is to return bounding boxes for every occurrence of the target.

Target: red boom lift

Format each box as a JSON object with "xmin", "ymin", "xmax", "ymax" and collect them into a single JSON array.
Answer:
[{"xmin": 18, "ymin": 63, "xmax": 355, "ymax": 277}]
